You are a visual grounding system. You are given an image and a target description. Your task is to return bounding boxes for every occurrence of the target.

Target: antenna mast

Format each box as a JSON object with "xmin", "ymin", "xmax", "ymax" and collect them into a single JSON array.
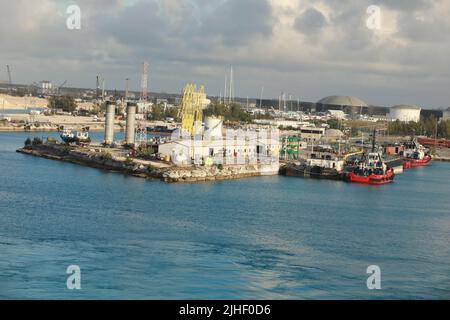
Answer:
[{"xmin": 139, "ymin": 61, "xmax": 149, "ymax": 101}]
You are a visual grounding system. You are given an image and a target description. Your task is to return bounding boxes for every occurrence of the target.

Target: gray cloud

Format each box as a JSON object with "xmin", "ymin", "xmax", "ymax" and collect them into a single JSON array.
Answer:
[
  {"xmin": 0, "ymin": 0, "xmax": 449, "ymax": 108},
  {"xmin": 294, "ymin": 8, "xmax": 328, "ymax": 35}
]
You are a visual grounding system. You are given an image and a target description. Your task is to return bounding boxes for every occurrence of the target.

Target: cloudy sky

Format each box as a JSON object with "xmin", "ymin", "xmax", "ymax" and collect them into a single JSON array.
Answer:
[{"xmin": 1, "ymin": 0, "xmax": 449, "ymax": 108}]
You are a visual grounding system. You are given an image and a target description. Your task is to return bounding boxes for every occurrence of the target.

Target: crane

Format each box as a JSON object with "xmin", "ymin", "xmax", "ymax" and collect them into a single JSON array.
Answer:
[
  {"xmin": 178, "ymin": 84, "xmax": 205, "ymax": 135},
  {"xmin": 56, "ymin": 80, "xmax": 67, "ymax": 95}
]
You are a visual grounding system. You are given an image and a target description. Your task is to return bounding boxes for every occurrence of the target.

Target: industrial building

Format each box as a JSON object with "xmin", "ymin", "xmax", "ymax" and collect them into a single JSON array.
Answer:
[
  {"xmin": 158, "ymin": 117, "xmax": 279, "ymax": 167},
  {"xmin": 443, "ymin": 107, "xmax": 450, "ymax": 121},
  {"xmin": 316, "ymin": 96, "xmax": 368, "ymax": 116},
  {"xmin": 38, "ymin": 81, "xmax": 53, "ymax": 95},
  {"xmin": 299, "ymin": 127, "xmax": 325, "ymax": 142},
  {"xmin": 155, "ymin": 84, "xmax": 280, "ymax": 167},
  {"xmin": 389, "ymin": 104, "xmax": 421, "ymax": 122}
]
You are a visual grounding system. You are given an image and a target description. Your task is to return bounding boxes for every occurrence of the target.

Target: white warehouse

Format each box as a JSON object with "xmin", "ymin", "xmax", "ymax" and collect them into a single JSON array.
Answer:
[{"xmin": 389, "ymin": 104, "xmax": 421, "ymax": 122}]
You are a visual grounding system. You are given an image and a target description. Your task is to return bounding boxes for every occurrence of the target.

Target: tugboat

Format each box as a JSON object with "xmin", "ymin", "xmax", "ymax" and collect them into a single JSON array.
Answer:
[
  {"xmin": 402, "ymin": 140, "xmax": 432, "ymax": 169},
  {"xmin": 345, "ymin": 129, "xmax": 395, "ymax": 185},
  {"xmin": 285, "ymin": 154, "xmax": 345, "ymax": 180},
  {"xmin": 60, "ymin": 126, "xmax": 91, "ymax": 145},
  {"xmin": 346, "ymin": 152, "xmax": 395, "ymax": 185},
  {"xmin": 146, "ymin": 125, "xmax": 177, "ymax": 136}
]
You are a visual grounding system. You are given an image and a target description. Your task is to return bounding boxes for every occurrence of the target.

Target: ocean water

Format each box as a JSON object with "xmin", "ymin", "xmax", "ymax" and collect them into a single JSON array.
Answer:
[{"xmin": 0, "ymin": 131, "xmax": 450, "ymax": 300}]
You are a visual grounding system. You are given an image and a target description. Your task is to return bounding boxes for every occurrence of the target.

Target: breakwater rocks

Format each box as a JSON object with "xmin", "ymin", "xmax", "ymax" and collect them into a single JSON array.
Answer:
[
  {"xmin": 17, "ymin": 144, "xmax": 279, "ymax": 183},
  {"xmin": 158, "ymin": 164, "xmax": 277, "ymax": 183}
]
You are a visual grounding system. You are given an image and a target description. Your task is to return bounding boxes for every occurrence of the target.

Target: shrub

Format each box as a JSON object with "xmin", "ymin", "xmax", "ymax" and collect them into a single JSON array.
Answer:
[
  {"xmin": 61, "ymin": 145, "xmax": 72, "ymax": 155},
  {"xmin": 124, "ymin": 156, "xmax": 134, "ymax": 166},
  {"xmin": 24, "ymin": 138, "xmax": 32, "ymax": 147},
  {"xmin": 217, "ymin": 163, "xmax": 224, "ymax": 171},
  {"xmin": 100, "ymin": 152, "xmax": 112, "ymax": 161},
  {"xmin": 32, "ymin": 137, "xmax": 43, "ymax": 146},
  {"xmin": 136, "ymin": 146, "xmax": 155, "ymax": 159}
]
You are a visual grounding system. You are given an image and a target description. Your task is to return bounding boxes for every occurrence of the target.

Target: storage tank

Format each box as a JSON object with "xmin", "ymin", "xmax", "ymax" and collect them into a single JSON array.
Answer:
[
  {"xmin": 125, "ymin": 103, "xmax": 137, "ymax": 145},
  {"xmin": 205, "ymin": 116, "xmax": 223, "ymax": 138},
  {"xmin": 443, "ymin": 107, "xmax": 450, "ymax": 121},
  {"xmin": 104, "ymin": 102, "xmax": 115, "ymax": 145},
  {"xmin": 389, "ymin": 104, "xmax": 421, "ymax": 122}
]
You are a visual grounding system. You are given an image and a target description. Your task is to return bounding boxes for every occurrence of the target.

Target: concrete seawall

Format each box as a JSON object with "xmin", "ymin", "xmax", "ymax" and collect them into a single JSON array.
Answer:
[{"xmin": 17, "ymin": 144, "xmax": 279, "ymax": 183}]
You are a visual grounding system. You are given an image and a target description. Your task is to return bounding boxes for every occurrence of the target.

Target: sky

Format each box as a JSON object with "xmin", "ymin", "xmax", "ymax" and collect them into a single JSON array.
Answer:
[{"xmin": 0, "ymin": 0, "xmax": 449, "ymax": 108}]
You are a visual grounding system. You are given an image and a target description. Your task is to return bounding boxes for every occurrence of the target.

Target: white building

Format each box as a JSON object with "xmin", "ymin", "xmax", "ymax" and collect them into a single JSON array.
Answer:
[
  {"xmin": 136, "ymin": 101, "xmax": 153, "ymax": 113},
  {"xmin": 389, "ymin": 104, "xmax": 421, "ymax": 122},
  {"xmin": 39, "ymin": 81, "xmax": 53, "ymax": 95},
  {"xmin": 299, "ymin": 127, "xmax": 325, "ymax": 142},
  {"xmin": 328, "ymin": 110, "xmax": 346, "ymax": 120},
  {"xmin": 443, "ymin": 107, "xmax": 450, "ymax": 121},
  {"xmin": 158, "ymin": 117, "xmax": 279, "ymax": 166}
]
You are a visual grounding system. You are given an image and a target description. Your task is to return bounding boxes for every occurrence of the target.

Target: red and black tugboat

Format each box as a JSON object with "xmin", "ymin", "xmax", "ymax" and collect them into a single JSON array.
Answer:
[
  {"xmin": 402, "ymin": 140, "xmax": 432, "ymax": 169},
  {"xmin": 345, "ymin": 129, "xmax": 395, "ymax": 185},
  {"xmin": 346, "ymin": 152, "xmax": 395, "ymax": 185}
]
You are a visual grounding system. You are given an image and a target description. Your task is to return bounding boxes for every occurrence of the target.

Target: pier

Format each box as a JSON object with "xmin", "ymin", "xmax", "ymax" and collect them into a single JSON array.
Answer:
[{"xmin": 17, "ymin": 142, "xmax": 279, "ymax": 183}]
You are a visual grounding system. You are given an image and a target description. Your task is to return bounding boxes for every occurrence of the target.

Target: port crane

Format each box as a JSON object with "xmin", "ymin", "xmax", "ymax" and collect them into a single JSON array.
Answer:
[
  {"xmin": 179, "ymin": 84, "xmax": 205, "ymax": 135},
  {"xmin": 56, "ymin": 80, "xmax": 67, "ymax": 95}
]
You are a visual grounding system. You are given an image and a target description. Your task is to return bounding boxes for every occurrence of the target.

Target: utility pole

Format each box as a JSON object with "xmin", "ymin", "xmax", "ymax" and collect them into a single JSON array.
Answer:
[
  {"xmin": 224, "ymin": 74, "xmax": 227, "ymax": 105},
  {"xmin": 6, "ymin": 65, "xmax": 12, "ymax": 94},
  {"xmin": 229, "ymin": 66, "xmax": 234, "ymax": 104},
  {"xmin": 102, "ymin": 78, "xmax": 105, "ymax": 101},
  {"xmin": 259, "ymin": 86, "xmax": 264, "ymax": 109}
]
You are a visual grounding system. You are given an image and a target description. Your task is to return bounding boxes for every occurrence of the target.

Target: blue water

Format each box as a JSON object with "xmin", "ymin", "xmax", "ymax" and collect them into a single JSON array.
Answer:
[{"xmin": 1, "ymin": 132, "xmax": 450, "ymax": 300}]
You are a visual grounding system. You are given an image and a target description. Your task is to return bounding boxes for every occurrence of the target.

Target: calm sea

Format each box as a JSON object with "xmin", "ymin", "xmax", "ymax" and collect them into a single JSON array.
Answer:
[{"xmin": 1, "ymin": 132, "xmax": 449, "ymax": 299}]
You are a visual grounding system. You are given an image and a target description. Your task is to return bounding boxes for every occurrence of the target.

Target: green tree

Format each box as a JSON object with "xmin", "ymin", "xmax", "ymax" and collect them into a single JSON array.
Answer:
[
  {"xmin": 203, "ymin": 103, "xmax": 252, "ymax": 123},
  {"xmin": 48, "ymin": 96, "xmax": 77, "ymax": 113},
  {"xmin": 148, "ymin": 105, "xmax": 180, "ymax": 121}
]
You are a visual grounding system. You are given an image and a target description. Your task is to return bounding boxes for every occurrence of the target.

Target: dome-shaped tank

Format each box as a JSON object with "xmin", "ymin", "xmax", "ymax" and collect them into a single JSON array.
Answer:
[{"xmin": 205, "ymin": 116, "xmax": 223, "ymax": 138}]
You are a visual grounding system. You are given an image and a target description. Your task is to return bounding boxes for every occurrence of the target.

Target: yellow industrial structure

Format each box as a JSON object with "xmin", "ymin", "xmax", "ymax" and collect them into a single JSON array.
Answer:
[{"xmin": 179, "ymin": 84, "xmax": 206, "ymax": 135}]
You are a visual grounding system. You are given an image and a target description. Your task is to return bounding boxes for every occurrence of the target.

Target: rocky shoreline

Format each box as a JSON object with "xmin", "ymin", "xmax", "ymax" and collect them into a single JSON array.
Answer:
[{"xmin": 16, "ymin": 144, "xmax": 279, "ymax": 183}]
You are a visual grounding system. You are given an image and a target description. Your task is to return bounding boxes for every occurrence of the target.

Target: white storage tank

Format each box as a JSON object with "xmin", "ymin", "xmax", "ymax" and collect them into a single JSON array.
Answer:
[
  {"xmin": 389, "ymin": 104, "xmax": 421, "ymax": 122},
  {"xmin": 205, "ymin": 116, "xmax": 223, "ymax": 138}
]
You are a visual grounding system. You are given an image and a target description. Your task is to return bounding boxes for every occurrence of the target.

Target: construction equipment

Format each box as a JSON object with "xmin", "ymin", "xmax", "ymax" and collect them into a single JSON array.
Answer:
[
  {"xmin": 178, "ymin": 84, "xmax": 205, "ymax": 135},
  {"xmin": 56, "ymin": 80, "xmax": 67, "ymax": 95}
]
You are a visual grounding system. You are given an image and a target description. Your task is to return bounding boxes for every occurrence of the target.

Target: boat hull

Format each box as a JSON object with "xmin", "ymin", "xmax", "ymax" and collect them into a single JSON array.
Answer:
[
  {"xmin": 403, "ymin": 155, "xmax": 432, "ymax": 169},
  {"xmin": 346, "ymin": 169, "xmax": 395, "ymax": 185},
  {"xmin": 285, "ymin": 165, "xmax": 344, "ymax": 180}
]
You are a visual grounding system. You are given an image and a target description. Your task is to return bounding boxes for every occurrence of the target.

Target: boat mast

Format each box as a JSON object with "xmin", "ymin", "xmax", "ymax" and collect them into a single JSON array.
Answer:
[{"xmin": 372, "ymin": 128, "xmax": 376, "ymax": 153}]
